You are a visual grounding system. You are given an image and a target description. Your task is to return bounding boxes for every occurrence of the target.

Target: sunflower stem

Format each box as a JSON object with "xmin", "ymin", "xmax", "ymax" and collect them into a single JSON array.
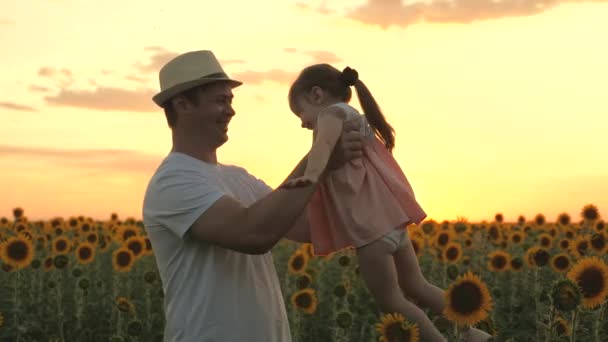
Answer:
[
  {"xmin": 545, "ymin": 304, "xmax": 556, "ymax": 342},
  {"xmin": 594, "ymin": 303, "xmax": 605, "ymax": 342},
  {"xmin": 570, "ymin": 309, "xmax": 578, "ymax": 342},
  {"xmin": 56, "ymin": 273, "xmax": 66, "ymax": 342},
  {"xmin": 14, "ymin": 270, "xmax": 21, "ymax": 342}
]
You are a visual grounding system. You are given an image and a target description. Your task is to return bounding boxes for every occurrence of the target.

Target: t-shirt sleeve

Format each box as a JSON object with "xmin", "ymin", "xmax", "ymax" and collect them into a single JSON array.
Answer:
[
  {"xmin": 143, "ymin": 168, "xmax": 225, "ymax": 239},
  {"xmin": 245, "ymin": 170, "xmax": 273, "ymax": 198}
]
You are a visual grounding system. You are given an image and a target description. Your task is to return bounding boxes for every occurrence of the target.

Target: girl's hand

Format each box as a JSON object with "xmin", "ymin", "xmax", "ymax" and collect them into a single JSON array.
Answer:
[{"xmin": 280, "ymin": 176, "xmax": 317, "ymax": 189}]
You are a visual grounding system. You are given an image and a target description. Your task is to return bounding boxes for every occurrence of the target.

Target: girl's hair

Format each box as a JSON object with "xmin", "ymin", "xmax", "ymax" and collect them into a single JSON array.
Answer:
[{"xmin": 288, "ymin": 64, "xmax": 395, "ymax": 152}]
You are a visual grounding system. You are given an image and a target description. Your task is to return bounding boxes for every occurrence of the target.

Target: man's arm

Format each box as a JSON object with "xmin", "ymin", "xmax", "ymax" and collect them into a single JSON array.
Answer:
[{"xmin": 189, "ymin": 115, "xmax": 363, "ymax": 253}]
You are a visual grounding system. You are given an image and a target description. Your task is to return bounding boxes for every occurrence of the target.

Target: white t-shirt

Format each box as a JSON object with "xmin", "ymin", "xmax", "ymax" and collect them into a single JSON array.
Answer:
[{"xmin": 142, "ymin": 152, "xmax": 291, "ymax": 342}]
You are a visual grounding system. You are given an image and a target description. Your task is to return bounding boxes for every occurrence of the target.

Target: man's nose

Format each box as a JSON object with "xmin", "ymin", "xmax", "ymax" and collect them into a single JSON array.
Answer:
[{"xmin": 226, "ymin": 105, "xmax": 236, "ymax": 117}]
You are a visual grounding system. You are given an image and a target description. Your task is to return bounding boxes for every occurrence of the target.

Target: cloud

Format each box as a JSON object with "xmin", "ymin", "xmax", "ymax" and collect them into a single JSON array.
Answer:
[
  {"xmin": 0, "ymin": 19, "xmax": 15, "ymax": 25},
  {"xmin": 305, "ymin": 50, "xmax": 342, "ymax": 64},
  {"xmin": 232, "ymin": 69, "xmax": 297, "ymax": 85},
  {"xmin": 134, "ymin": 49, "xmax": 180, "ymax": 74},
  {"xmin": 0, "ymin": 145, "xmax": 161, "ymax": 174},
  {"xmin": 285, "ymin": 48, "xmax": 342, "ymax": 64},
  {"xmin": 44, "ymin": 87, "xmax": 157, "ymax": 112},
  {"xmin": 125, "ymin": 75, "xmax": 148, "ymax": 83},
  {"xmin": 28, "ymin": 85, "xmax": 51, "ymax": 93},
  {"xmin": 314, "ymin": 0, "xmax": 607, "ymax": 28},
  {"xmin": 0, "ymin": 102, "xmax": 37, "ymax": 112},
  {"xmin": 37, "ymin": 67, "xmax": 75, "ymax": 88}
]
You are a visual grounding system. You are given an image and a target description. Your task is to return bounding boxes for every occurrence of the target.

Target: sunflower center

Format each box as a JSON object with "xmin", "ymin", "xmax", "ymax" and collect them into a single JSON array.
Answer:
[
  {"xmin": 123, "ymin": 231, "xmax": 137, "ymax": 241},
  {"xmin": 491, "ymin": 256, "xmax": 507, "ymax": 269},
  {"xmin": 295, "ymin": 293, "xmax": 312, "ymax": 308},
  {"xmin": 577, "ymin": 241, "xmax": 589, "ymax": 256},
  {"xmin": 590, "ymin": 234, "xmax": 606, "ymax": 251},
  {"xmin": 541, "ymin": 237, "xmax": 551, "ymax": 247},
  {"xmin": 386, "ymin": 323, "xmax": 411, "ymax": 341},
  {"xmin": 446, "ymin": 247, "xmax": 459, "ymax": 261},
  {"xmin": 87, "ymin": 234, "xmax": 98, "ymax": 243},
  {"xmin": 128, "ymin": 242, "xmax": 143, "ymax": 255},
  {"xmin": 577, "ymin": 267, "xmax": 604, "ymax": 298},
  {"xmin": 513, "ymin": 235, "xmax": 521, "ymax": 243},
  {"xmin": 560, "ymin": 240, "xmax": 570, "ymax": 249},
  {"xmin": 56, "ymin": 240, "xmax": 68, "ymax": 252},
  {"xmin": 292, "ymin": 255, "xmax": 304, "ymax": 271},
  {"xmin": 117, "ymin": 251, "xmax": 132, "ymax": 267},
  {"xmin": 438, "ymin": 234, "xmax": 449, "ymax": 246},
  {"xmin": 450, "ymin": 281, "xmax": 483, "ymax": 314},
  {"xmin": 7, "ymin": 241, "xmax": 28, "ymax": 261},
  {"xmin": 534, "ymin": 249, "xmax": 549, "ymax": 266},
  {"xmin": 554, "ymin": 256, "xmax": 570, "ymax": 270},
  {"xmin": 78, "ymin": 247, "xmax": 92, "ymax": 260}
]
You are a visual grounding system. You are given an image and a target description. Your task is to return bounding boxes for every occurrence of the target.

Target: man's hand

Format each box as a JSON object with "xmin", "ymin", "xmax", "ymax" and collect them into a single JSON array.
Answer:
[{"xmin": 327, "ymin": 116, "xmax": 363, "ymax": 170}]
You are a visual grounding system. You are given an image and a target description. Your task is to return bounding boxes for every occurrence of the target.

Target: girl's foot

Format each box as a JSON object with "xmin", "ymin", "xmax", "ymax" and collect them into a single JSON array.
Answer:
[{"xmin": 461, "ymin": 327, "xmax": 492, "ymax": 342}]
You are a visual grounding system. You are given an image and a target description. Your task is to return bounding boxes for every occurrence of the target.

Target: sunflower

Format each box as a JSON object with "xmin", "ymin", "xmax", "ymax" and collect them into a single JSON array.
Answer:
[
  {"xmin": 12, "ymin": 207, "xmax": 24, "ymax": 219},
  {"xmin": 558, "ymin": 238, "xmax": 571, "ymax": 251},
  {"xmin": 537, "ymin": 233, "xmax": 553, "ymax": 248},
  {"xmin": 125, "ymin": 236, "xmax": 146, "ymax": 259},
  {"xmin": 296, "ymin": 273, "xmax": 313, "ymax": 290},
  {"xmin": 487, "ymin": 251, "xmax": 511, "ymax": 272},
  {"xmin": 550, "ymin": 279, "xmax": 581, "ymax": 312},
  {"xmin": 410, "ymin": 236, "xmax": 425, "ymax": 257},
  {"xmin": 571, "ymin": 236, "xmax": 590, "ymax": 258},
  {"xmin": 433, "ymin": 230, "xmax": 453, "ymax": 249},
  {"xmin": 590, "ymin": 232, "xmax": 607, "ymax": 254},
  {"xmin": 116, "ymin": 225, "xmax": 140, "ymax": 243},
  {"xmin": 595, "ymin": 220, "xmax": 605, "ymax": 232},
  {"xmin": 526, "ymin": 246, "xmax": 550, "ymax": 268},
  {"xmin": 510, "ymin": 257, "xmax": 524, "ymax": 271},
  {"xmin": 290, "ymin": 288, "xmax": 318, "ymax": 314},
  {"xmin": 557, "ymin": 213, "xmax": 571, "ymax": 226},
  {"xmin": 487, "ymin": 225, "xmax": 502, "ymax": 244},
  {"xmin": 550, "ymin": 253, "xmax": 571, "ymax": 273},
  {"xmin": 444, "ymin": 271, "xmax": 493, "ymax": 326},
  {"xmin": 52, "ymin": 236, "xmax": 71, "ymax": 255},
  {"xmin": 509, "ymin": 231, "xmax": 525, "ymax": 245},
  {"xmin": 142, "ymin": 237, "xmax": 153, "ymax": 256},
  {"xmin": 112, "ymin": 247, "xmax": 135, "ymax": 272},
  {"xmin": 75, "ymin": 242, "xmax": 96, "ymax": 265},
  {"xmin": 375, "ymin": 313, "xmax": 420, "ymax": 342},
  {"xmin": 554, "ymin": 316, "xmax": 571, "ymax": 337},
  {"xmin": 567, "ymin": 257, "xmax": 608, "ymax": 309},
  {"xmin": 85, "ymin": 232, "xmax": 98, "ymax": 245},
  {"xmin": 43, "ymin": 256, "xmax": 54, "ymax": 272},
  {"xmin": 581, "ymin": 204, "xmax": 600, "ymax": 222},
  {"xmin": 444, "ymin": 243, "xmax": 462, "ymax": 264},
  {"xmin": 288, "ymin": 250, "xmax": 309, "ymax": 274},
  {"xmin": 517, "ymin": 215, "xmax": 526, "ymax": 226},
  {"xmin": 0, "ymin": 236, "xmax": 34, "ymax": 270},
  {"xmin": 116, "ymin": 297, "xmax": 135, "ymax": 313}
]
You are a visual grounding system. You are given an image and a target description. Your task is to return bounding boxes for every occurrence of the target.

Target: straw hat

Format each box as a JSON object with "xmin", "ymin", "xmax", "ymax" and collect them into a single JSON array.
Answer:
[{"xmin": 152, "ymin": 50, "xmax": 242, "ymax": 107}]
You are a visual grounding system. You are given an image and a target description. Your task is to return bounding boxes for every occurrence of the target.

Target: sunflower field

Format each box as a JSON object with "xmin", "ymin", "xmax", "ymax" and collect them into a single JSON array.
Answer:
[{"xmin": 1, "ymin": 204, "xmax": 607, "ymax": 342}]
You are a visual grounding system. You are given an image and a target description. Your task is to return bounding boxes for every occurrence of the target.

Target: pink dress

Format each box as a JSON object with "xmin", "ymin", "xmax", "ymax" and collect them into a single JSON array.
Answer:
[{"xmin": 307, "ymin": 103, "xmax": 427, "ymax": 255}]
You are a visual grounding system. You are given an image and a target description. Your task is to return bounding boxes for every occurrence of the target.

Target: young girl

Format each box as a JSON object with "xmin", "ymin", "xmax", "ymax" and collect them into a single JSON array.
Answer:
[{"xmin": 282, "ymin": 64, "xmax": 491, "ymax": 342}]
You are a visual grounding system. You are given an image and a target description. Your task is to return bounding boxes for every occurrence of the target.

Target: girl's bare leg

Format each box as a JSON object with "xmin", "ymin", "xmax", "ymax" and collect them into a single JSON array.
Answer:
[
  {"xmin": 356, "ymin": 239, "xmax": 447, "ymax": 342},
  {"xmin": 393, "ymin": 233, "xmax": 492, "ymax": 341}
]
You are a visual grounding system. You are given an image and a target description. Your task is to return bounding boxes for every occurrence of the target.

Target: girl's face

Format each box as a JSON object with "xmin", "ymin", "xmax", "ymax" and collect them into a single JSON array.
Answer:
[{"xmin": 293, "ymin": 86, "xmax": 325, "ymax": 130}]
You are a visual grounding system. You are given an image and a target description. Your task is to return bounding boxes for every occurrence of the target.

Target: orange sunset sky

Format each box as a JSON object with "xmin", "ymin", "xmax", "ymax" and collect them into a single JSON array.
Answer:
[{"xmin": 1, "ymin": 0, "xmax": 607, "ymax": 222}]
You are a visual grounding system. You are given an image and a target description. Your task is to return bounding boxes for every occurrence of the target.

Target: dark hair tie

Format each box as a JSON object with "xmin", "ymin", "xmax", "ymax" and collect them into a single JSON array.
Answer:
[{"xmin": 340, "ymin": 67, "xmax": 359, "ymax": 86}]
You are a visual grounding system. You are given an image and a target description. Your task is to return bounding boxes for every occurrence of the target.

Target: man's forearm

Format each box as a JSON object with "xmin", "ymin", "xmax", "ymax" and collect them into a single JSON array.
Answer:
[
  {"xmin": 284, "ymin": 154, "xmax": 308, "ymax": 181},
  {"xmin": 243, "ymin": 181, "xmax": 317, "ymax": 252}
]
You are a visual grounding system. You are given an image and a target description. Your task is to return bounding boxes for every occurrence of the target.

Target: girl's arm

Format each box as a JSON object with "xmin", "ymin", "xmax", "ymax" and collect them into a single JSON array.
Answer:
[{"xmin": 303, "ymin": 107, "xmax": 345, "ymax": 182}]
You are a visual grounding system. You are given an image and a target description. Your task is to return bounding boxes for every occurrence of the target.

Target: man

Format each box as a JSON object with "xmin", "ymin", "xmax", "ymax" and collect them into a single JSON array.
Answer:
[{"xmin": 142, "ymin": 50, "xmax": 362, "ymax": 341}]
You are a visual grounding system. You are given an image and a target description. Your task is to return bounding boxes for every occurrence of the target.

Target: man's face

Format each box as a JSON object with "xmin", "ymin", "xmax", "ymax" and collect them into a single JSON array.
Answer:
[{"xmin": 178, "ymin": 82, "xmax": 235, "ymax": 148}]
